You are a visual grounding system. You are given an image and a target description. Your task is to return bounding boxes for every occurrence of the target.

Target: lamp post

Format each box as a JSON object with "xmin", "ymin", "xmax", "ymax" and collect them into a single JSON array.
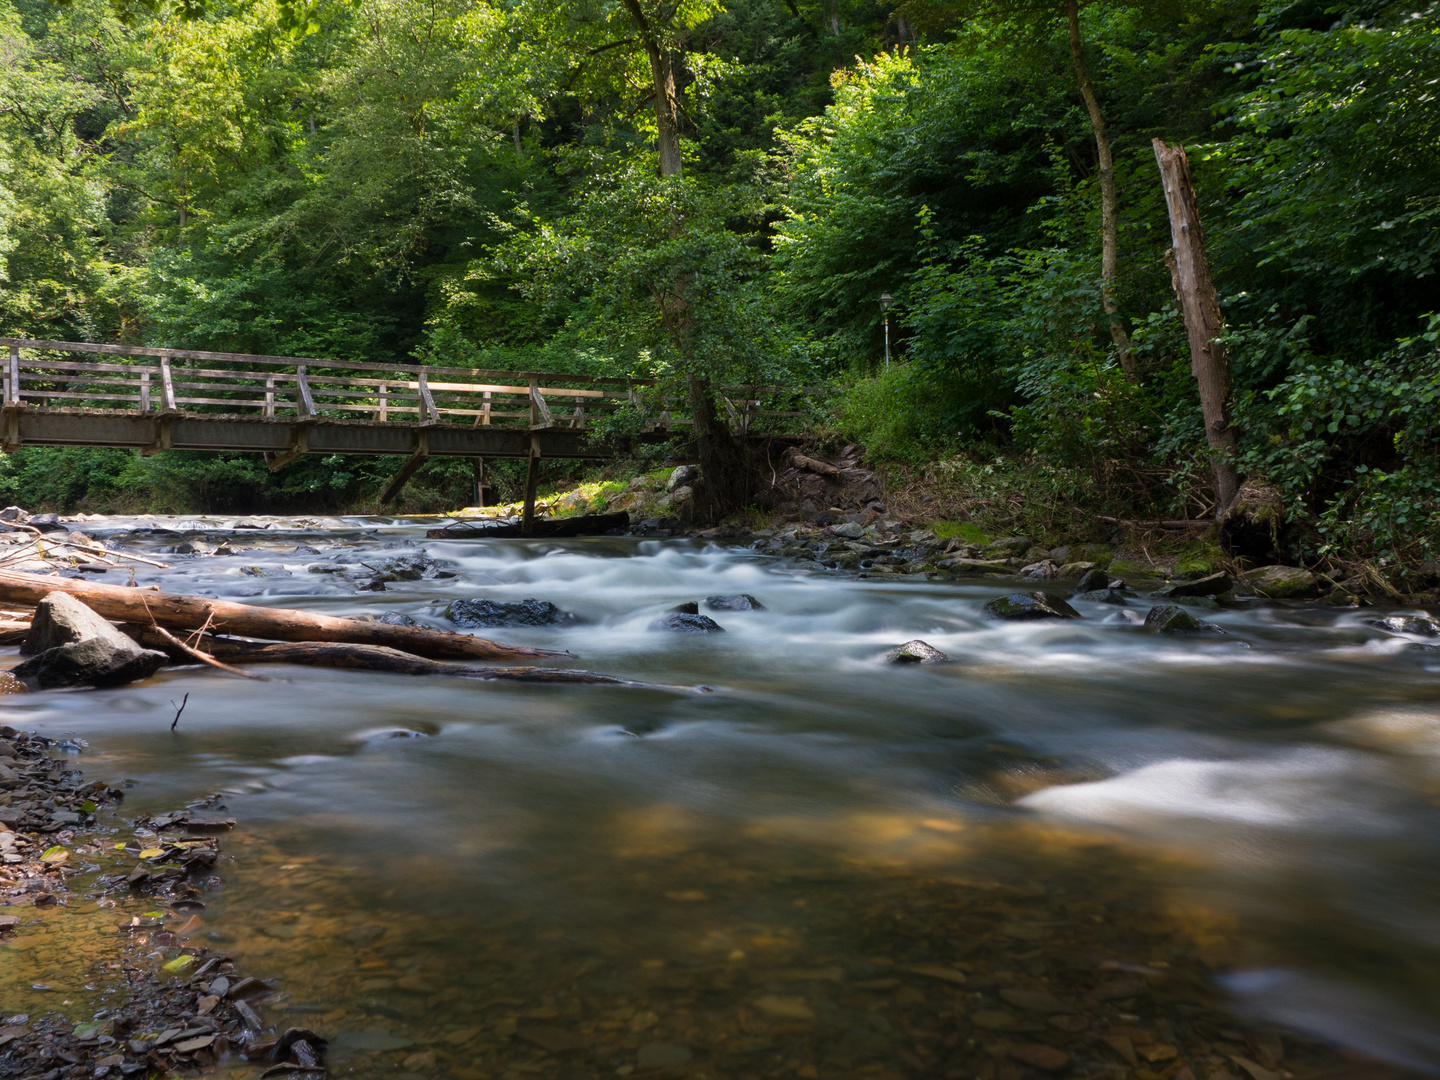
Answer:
[{"xmin": 879, "ymin": 292, "xmax": 894, "ymax": 369}]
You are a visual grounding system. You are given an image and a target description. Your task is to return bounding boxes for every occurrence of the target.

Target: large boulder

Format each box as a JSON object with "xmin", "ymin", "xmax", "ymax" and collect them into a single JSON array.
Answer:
[
  {"xmin": 1144, "ymin": 604, "xmax": 1226, "ymax": 635},
  {"xmin": 445, "ymin": 598, "xmax": 576, "ymax": 628},
  {"xmin": 14, "ymin": 593, "xmax": 167, "ymax": 689},
  {"xmin": 1246, "ymin": 565, "xmax": 1322, "ymax": 599},
  {"xmin": 982, "ymin": 592, "xmax": 1082, "ymax": 621},
  {"xmin": 667, "ymin": 465, "xmax": 699, "ymax": 492}
]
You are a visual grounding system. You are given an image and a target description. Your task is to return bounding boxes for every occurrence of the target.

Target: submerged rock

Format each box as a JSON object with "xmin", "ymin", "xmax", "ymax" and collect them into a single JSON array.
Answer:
[
  {"xmin": 886, "ymin": 639, "xmax": 948, "ymax": 664},
  {"xmin": 1246, "ymin": 564, "xmax": 1321, "ymax": 599},
  {"xmin": 1075, "ymin": 589, "xmax": 1129, "ymax": 604},
  {"xmin": 1144, "ymin": 604, "xmax": 1226, "ymax": 635},
  {"xmin": 650, "ymin": 612, "xmax": 725, "ymax": 633},
  {"xmin": 1366, "ymin": 615, "xmax": 1440, "ymax": 637},
  {"xmin": 1154, "ymin": 571, "xmax": 1232, "ymax": 598},
  {"xmin": 445, "ymin": 598, "xmax": 575, "ymax": 628},
  {"xmin": 704, "ymin": 594, "xmax": 765, "ymax": 611},
  {"xmin": 14, "ymin": 593, "xmax": 167, "ymax": 689},
  {"xmin": 982, "ymin": 592, "xmax": 1082, "ymax": 621}
]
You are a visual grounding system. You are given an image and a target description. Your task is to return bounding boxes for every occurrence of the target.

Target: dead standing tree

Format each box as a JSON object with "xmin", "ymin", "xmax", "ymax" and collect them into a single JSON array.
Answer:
[{"xmin": 1152, "ymin": 138, "xmax": 1239, "ymax": 517}]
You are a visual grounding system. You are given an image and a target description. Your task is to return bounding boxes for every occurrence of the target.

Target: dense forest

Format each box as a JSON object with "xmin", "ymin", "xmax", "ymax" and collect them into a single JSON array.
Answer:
[{"xmin": 0, "ymin": 0, "xmax": 1435, "ymax": 564}]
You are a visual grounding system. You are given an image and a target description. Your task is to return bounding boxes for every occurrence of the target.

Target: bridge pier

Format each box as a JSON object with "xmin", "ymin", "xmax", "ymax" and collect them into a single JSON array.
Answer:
[{"xmin": 521, "ymin": 435, "xmax": 542, "ymax": 537}]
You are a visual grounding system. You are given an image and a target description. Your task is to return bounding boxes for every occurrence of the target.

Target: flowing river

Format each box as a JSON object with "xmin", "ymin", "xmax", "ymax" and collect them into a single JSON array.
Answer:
[{"xmin": 4, "ymin": 516, "xmax": 1440, "ymax": 1080}]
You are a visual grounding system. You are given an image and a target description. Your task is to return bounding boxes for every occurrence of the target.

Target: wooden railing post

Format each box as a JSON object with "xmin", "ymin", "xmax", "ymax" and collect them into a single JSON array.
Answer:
[
  {"xmin": 159, "ymin": 357, "xmax": 178, "ymax": 411},
  {"xmin": 528, "ymin": 379, "xmax": 553, "ymax": 427},
  {"xmin": 377, "ymin": 383, "xmax": 388, "ymax": 422},
  {"xmin": 481, "ymin": 390, "xmax": 491, "ymax": 426},
  {"xmin": 295, "ymin": 364, "xmax": 315, "ymax": 418},
  {"xmin": 265, "ymin": 376, "xmax": 276, "ymax": 419},
  {"xmin": 139, "ymin": 371, "xmax": 151, "ymax": 413},
  {"xmin": 7, "ymin": 344, "xmax": 20, "ymax": 406},
  {"xmin": 417, "ymin": 370, "xmax": 437, "ymax": 421}
]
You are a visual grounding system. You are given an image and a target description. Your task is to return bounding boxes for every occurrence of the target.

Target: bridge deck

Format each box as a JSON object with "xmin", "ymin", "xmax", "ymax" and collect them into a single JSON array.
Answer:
[{"xmin": 0, "ymin": 337, "xmax": 800, "ymax": 517}]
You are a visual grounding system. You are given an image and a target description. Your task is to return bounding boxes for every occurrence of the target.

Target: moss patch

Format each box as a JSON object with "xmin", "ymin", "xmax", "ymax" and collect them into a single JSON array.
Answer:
[{"xmin": 932, "ymin": 521, "xmax": 990, "ymax": 543}]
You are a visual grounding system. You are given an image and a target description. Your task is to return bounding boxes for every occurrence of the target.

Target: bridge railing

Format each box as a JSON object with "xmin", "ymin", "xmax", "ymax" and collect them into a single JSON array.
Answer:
[{"xmin": 0, "ymin": 338, "xmax": 806, "ymax": 433}]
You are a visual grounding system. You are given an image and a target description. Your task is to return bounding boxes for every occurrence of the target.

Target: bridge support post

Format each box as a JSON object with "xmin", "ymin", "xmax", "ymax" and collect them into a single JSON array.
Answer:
[
  {"xmin": 521, "ymin": 435, "xmax": 542, "ymax": 536},
  {"xmin": 379, "ymin": 430, "xmax": 429, "ymax": 507}
]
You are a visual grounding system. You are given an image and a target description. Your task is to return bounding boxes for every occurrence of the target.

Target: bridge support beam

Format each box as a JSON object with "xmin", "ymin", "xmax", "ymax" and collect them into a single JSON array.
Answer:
[
  {"xmin": 521, "ymin": 434, "xmax": 542, "ymax": 537},
  {"xmin": 379, "ymin": 430, "xmax": 430, "ymax": 507}
]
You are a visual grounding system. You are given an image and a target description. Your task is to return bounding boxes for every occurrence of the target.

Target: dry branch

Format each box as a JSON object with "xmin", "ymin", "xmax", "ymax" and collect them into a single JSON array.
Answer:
[
  {"xmin": 145, "ymin": 622, "xmax": 269, "ymax": 681},
  {"xmin": 0, "ymin": 570, "xmax": 572, "ymax": 662},
  {"xmin": 121, "ymin": 626, "xmax": 704, "ymax": 691}
]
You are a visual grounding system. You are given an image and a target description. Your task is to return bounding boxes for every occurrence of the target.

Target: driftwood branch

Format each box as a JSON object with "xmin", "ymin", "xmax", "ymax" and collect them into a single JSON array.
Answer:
[
  {"xmin": 785, "ymin": 448, "xmax": 844, "ymax": 478},
  {"xmin": 120, "ymin": 626, "xmax": 709, "ymax": 692},
  {"xmin": 0, "ymin": 570, "xmax": 572, "ymax": 662},
  {"xmin": 146, "ymin": 621, "xmax": 270, "ymax": 681}
]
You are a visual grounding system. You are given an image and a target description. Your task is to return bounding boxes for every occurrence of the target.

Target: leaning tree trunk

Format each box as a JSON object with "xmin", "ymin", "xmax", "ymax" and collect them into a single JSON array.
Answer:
[
  {"xmin": 1152, "ymin": 138, "xmax": 1239, "ymax": 517},
  {"xmin": 621, "ymin": 0, "xmax": 683, "ymax": 178},
  {"xmin": 1065, "ymin": 0, "xmax": 1134, "ymax": 376}
]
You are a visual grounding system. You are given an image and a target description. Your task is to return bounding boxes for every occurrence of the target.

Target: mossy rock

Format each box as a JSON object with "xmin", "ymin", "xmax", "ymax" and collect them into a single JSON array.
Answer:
[
  {"xmin": 933, "ymin": 521, "xmax": 989, "ymax": 544},
  {"xmin": 1069, "ymin": 544, "xmax": 1112, "ymax": 567},
  {"xmin": 1108, "ymin": 558, "xmax": 1163, "ymax": 583},
  {"xmin": 1172, "ymin": 542, "xmax": 1226, "ymax": 580},
  {"xmin": 1246, "ymin": 565, "xmax": 1322, "ymax": 599}
]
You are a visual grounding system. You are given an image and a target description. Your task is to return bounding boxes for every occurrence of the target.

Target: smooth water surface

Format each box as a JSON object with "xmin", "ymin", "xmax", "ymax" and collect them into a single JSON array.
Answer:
[{"xmin": 6, "ymin": 516, "xmax": 1440, "ymax": 1079}]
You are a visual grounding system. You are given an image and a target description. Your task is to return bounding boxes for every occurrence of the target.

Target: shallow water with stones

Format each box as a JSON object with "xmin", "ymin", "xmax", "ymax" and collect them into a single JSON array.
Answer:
[{"xmin": 4, "ymin": 515, "xmax": 1440, "ymax": 1080}]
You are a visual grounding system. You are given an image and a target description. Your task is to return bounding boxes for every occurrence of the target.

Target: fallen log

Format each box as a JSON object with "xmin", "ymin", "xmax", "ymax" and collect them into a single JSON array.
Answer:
[
  {"xmin": 784, "ymin": 448, "xmax": 845, "ymax": 478},
  {"xmin": 427, "ymin": 511, "xmax": 629, "ymax": 540},
  {"xmin": 121, "ymin": 626, "xmax": 707, "ymax": 691},
  {"xmin": 0, "ymin": 570, "xmax": 572, "ymax": 662}
]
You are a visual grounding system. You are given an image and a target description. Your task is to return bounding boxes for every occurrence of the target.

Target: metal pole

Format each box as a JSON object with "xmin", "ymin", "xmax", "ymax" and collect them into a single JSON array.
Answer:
[{"xmin": 884, "ymin": 315, "xmax": 890, "ymax": 369}]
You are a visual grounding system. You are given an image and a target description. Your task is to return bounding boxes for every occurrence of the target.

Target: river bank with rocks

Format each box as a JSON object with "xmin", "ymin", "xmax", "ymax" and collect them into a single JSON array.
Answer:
[{"xmin": 0, "ymin": 726, "xmax": 323, "ymax": 1079}]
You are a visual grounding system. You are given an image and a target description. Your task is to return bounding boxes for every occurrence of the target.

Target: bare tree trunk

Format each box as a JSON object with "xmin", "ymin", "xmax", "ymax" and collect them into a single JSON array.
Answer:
[
  {"xmin": 1152, "ymin": 138, "xmax": 1239, "ymax": 516},
  {"xmin": 688, "ymin": 374, "xmax": 749, "ymax": 523},
  {"xmin": 829, "ymin": 0, "xmax": 839, "ymax": 35},
  {"xmin": 620, "ymin": 0, "xmax": 683, "ymax": 178},
  {"xmin": 1065, "ymin": 0, "xmax": 1134, "ymax": 375}
]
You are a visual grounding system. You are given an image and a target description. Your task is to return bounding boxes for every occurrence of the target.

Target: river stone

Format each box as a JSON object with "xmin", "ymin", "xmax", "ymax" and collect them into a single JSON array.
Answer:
[
  {"xmin": 705, "ymin": 594, "xmax": 765, "ymax": 611},
  {"xmin": 1366, "ymin": 615, "xmax": 1440, "ymax": 636},
  {"xmin": 650, "ymin": 612, "xmax": 725, "ymax": 633},
  {"xmin": 1154, "ymin": 571, "xmax": 1232, "ymax": 597},
  {"xmin": 982, "ymin": 592, "xmax": 1082, "ymax": 621},
  {"xmin": 1144, "ymin": 604, "xmax": 1226, "ymax": 635},
  {"xmin": 445, "ymin": 598, "xmax": 575, "ymax": 628},
  {"xmin": 25, "ymin": 513, "xmax": 67, "ymax": 534},
  {"xmin": 887, "ymin": 639, "xmax": 947, "ymax": 664},
  {"xmin": 14, "ymin": 595, "xmax": 167, "ymax": 689},
  {"xmin": 1074, "ymin": 568, "xmax": 1111, "ymax": 593},
  {"xmin": 377, "ymin": 611, "xmax": 418, "ymax": 627},
  {"xmin": 1246, "ymin": 564, "xmax": 1322, "ymax": 598},
  {"xmin": 1020, "ymin": 560, "xmax": 1061, "ymax": 579},
  {"xmin": 1075, "ymin": 589, "xmax": 1129, "ymax": 604},
  {"xmin": 306, "ymin": 563, "xmax": 348, "ymax": 574},
  {"xmin": 667, "ymin": 464, "xmax": 699, "ymax": 492}
]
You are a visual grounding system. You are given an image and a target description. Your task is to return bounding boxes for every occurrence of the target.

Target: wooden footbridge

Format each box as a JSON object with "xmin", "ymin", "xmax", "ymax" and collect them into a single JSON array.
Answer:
[{"xmin": 0, "ymin": 337, "xmax": 797, "ymax": 516}]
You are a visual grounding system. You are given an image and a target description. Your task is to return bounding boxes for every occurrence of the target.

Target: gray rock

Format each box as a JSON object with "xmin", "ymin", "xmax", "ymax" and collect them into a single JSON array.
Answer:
[
  {"xmin": 887, "ymin": 639, "xmax": 947, "ymax": 664},
  {"xmin": 1075, "ymin": 589, "xmax": 1129, "ymax": 604},
  {"xmin": 1102, "ymin": 610, "xmax": 1145, "ymax": 625},
  {"xmin": 650, "ymin": 612, "xmax": 725, "ymax": 633},
  {"xmin": 25, "ymin": 512, "xmax": 67, "ymax": 534},
  {"xmin": 828, "ymin": 522, "xmax": 864, "ymax": 539},
  {"xmin": 306, "ymin": 563, "xmax": 348, "ymax": 574},
  {"xmin": 1074, "ymin": 568, "xmax": 1111, "ymax": 593},
  {"xmin": 445, "ymin": 598, "xmax": 575, "ymax": 628},
  {"xmin": 705, "ymin": 594, "xmax": 765, "ymax": 611},
  {"xmin": 1020, "ymin": 559, "xmax": 1061, "ymax": 579},
  {"xmin": 14, "ymin": 594, "xmax": 167, "ymax": 689},
  {"xmin": 667, "ymin": 464, "xmax": 700, "ymax": 492},
  {"xmin": 1144, "ymin": 604, "xmax": 1226, "ymax": 635},
  {"xmin": 0, "ymin": 506, "xmax": 28, "ymax": 522},
  {"xmin": 1366, "ymin": 615, "xmax": 1440, "ymax": 637},
  {"xmin": 982, "ymin": 592, "xmax": 1083, "ymax": 621},
  {"xmin": 1154, "ymin": 571, "xmax": 1232, "ymax": 598},
  {"xmin": 377, "ymin": 611, "xmax": 418, "ymax": 627}
]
